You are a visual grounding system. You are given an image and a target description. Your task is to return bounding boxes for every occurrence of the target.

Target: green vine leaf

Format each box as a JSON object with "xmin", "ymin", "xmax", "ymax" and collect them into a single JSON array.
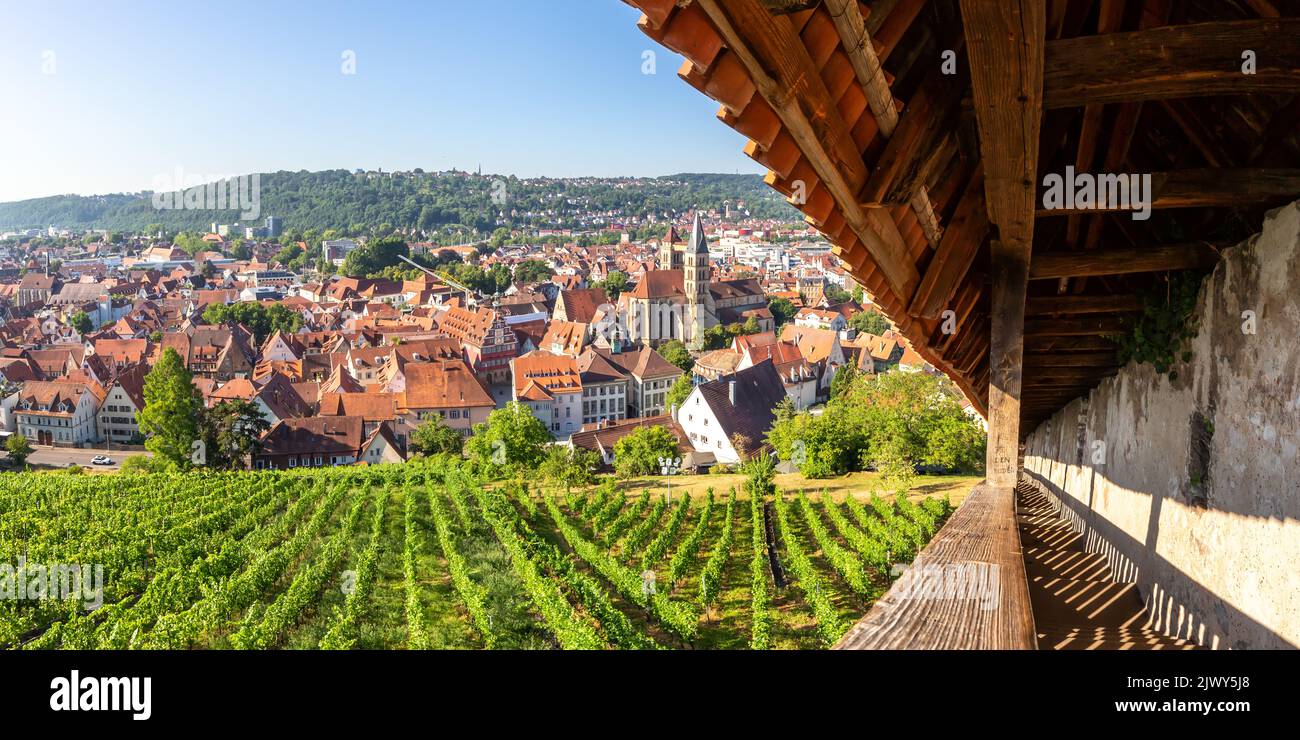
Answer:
[{"xmin": 1113, "ymin": 271, "xmax": 1203, "ymax": 379}]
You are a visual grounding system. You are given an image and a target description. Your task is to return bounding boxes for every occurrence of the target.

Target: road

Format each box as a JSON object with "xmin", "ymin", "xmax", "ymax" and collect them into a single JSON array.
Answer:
[{"xmin": 24, "ymin": 446, "xmax": 152, "ymax": 471}]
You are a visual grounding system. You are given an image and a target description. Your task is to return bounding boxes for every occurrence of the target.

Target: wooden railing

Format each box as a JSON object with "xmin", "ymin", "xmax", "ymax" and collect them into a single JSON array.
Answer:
[{"xmin": 834, "ymin": 483, "xmax": 1037, "ymax": 649}]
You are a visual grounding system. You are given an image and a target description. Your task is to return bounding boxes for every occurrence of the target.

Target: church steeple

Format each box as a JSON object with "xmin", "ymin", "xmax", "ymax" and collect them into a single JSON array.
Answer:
[
  {"xmin": 688, "ymin": 212, "xmax": 709, "ymax": 255},
  {"xmin": 683, "ymin": 213, "xmax": 710, "ymax": 349}
]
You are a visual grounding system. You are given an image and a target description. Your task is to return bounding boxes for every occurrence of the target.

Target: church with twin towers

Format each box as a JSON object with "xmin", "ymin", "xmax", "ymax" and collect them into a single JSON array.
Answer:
[{"xmin": 617, "ymin": 213, "xmax": 770, "ymax": 350}]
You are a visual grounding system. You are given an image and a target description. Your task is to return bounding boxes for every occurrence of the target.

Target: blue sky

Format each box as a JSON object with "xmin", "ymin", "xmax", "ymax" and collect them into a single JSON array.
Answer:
[{"xmin": 0, "ymin": 0, "xmax": 763, "ymax": 202}]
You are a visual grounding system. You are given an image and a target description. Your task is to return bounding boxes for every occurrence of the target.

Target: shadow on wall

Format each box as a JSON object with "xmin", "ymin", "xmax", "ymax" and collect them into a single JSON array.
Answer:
[
  {"xmin": 1019, "ymin": 201, "xmax": 1300, "ymax": 650},
  {"xmin": 1022, "ymin": 468, "xmax": 1293, "ymax": 649}
]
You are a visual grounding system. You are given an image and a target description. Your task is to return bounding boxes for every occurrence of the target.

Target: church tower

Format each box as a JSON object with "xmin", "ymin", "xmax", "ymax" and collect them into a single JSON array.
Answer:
[
  {"xmin": 659, "ymin": 224, "xmax": 680, "ymax": 271},
  {"xmin": 684, "ymin": 213, "xmax": 710, "ymax": 348}
]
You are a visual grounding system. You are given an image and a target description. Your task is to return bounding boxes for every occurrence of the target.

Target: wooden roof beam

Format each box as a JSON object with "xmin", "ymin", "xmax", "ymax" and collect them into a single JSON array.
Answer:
[
  {"xmin": 1064, "ymin": 0, "xmax": 1126, "ymax": 252},
  {"xmin": 1035, "ymin": 168, "xmax": 1300, "ymax": 216},
  {"xmin": 1029, "ymin": 242, "xmax": 1221, "ymax": 280},
  {"xmin": 908, "ymin": 167, "xmax": 987, "ymax": 319},
  {"xmin": 1025, "ymin": 293, "xmax": 1141, "ymax": 315},
  {"xmin": 825, "ymin": 0, "xmax": 949, "ymax": 251},
  {"xmin": 1044, "ymin": 19, "xmax": 1300, "ymax": 109},
  {"xmin": 1023, "ymin": 351, "xmax": 1119, "ymax": 367},
  {"xmin": 694, "ymin": 0, "xmax": 920, "ymax": 302},
  {"xmin": 824, "ymin": 0, "xmax": 899, "ymax": 137},
  {"xmin": 1023, "ymin": 316, "xmax": 1127, "ymax": 337}
]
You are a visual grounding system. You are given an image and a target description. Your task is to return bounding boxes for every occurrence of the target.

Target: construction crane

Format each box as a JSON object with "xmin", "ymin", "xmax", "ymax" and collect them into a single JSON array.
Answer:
[{"xmin": 398, "ymin": 255, "xmax": 479, "ymax": 307}]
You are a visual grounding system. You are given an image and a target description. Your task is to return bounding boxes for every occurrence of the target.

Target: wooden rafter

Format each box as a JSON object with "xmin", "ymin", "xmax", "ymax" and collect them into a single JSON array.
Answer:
[
  {"xmin": 907, "ymin": 167, "xmax": 986, "ymax": 319},
  {"xmin": 1044, "ymin": 19, "xmax": 1300, "ymax": 108},
  {"xmin": 1025, "ymin": 294, "xmax": 1141, "ymax": 315},
  {"xmin": 1029, "ymin": 243, "xmax": 1221, "ymax": 280},
  {"xmin": 693, "ymin": 0, "xmax": 920, "ymax": 302},
  {"xmin": 824, "ymin": 0, "xmax": 898, "ymax": 137},
  {"xmin": 1035, "ymin": 168, "xmax": 1300, "ymax": 216}
]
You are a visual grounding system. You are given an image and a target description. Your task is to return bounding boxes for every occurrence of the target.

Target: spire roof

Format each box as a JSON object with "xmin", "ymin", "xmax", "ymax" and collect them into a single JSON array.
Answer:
[{"xmin": 689, "ymin": 213, "xmax": 709, "ymax": 254}]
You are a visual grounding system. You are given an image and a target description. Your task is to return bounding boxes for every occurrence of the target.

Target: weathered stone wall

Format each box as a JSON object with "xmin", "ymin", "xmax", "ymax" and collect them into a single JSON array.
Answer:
[{"xmin": 1023, "ymin": 200, "xmax": 1300, "ymax": 649}]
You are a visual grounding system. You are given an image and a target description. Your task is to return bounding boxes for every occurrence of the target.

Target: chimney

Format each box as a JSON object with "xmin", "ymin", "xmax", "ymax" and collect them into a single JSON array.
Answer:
[
  {"xmin": 669, "ymin": 403, "xmax": 677, "ymax": 423},
  {"xmin": 728, "ymin": 381, "xmax": 737, "ymax": 405}
]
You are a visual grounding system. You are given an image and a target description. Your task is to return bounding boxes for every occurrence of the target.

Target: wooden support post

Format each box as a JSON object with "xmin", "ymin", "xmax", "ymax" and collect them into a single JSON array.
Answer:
[
  {"xmin": 960, "ymin": 0, "xmax": 1045, "ymax": 487},
  {"xmin": 987, "ymin": 246, "xmax": 1030, "ymax": 487}
]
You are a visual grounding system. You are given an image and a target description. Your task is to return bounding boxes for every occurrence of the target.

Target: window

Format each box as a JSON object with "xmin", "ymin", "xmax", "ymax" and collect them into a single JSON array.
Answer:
[
  {"xmin": 288, "ymin": 458, "xmax": 297, "ymax": 467},
  {"xmin": 315, "ymin": 456, "xmax": 323, "ymax": 466}
]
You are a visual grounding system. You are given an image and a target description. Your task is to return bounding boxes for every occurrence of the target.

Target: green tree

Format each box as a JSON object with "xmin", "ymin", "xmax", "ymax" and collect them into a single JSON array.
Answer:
[
  {"xmin": 768, "ymin": 297, "xmax": 797, "ymax": 328},
  {"xmin": 5, "ymin": 434, "xmax": 33, "ymax": 468},
  {"xmin": 596, "ymin": 270, "xmax": 628, "ymax": 299},
  {"xmin": 202, "ymin": 301, "xmax": 302, "ymax": 344},
  {"xmin": 540, "ymin": 445, "xmax": 600, "ymax": 493},
  {"xmin": 340, "ymin": 236, "xmax": 409, "ymax": 277},
  {"xmin": 702, "ymin": 325, "xmax": 731, "ymax": 351},
  {"xmin": 513, "ymin": 259, "xmax": 553, "ymax": 284},
  {"xmin": 665, "ymin": 373, "xmax": 693, "ymax": 410},
  {"xmin": 200, "ymin": 399, "xmax": 271, "ymax": 469},
  {"xmin": 409, "ymin": 415, "xmax": 465, "ymax": 457},
  {"xmin": 68, "ymin": 311, "xmax": 93, "ymax": 334},
  {"xmin": 830, "ymin": 361, "xmax": 859, "ymax": 400},
  {"xmin": 825, "ymin": 285, "xmax": 852, "ymax": 304},
  {"xmin": 659, "ymin": 340, "xmax": 693, "ymax": 372},
  {"xmin": 766, "ymin": 370, "xmax": 984, "ymax": 479},
  {"xmin": 849, "ymin": 308, "xmax": 890, "ymax": 336},
  {"xmin": 613, "ymin": 425, "xmax": 679, "ymax": 478},
  {"xmin": 174, "ymin": 232, "xmax": 207, "ymax": 256},
  {"xmin": 138, "ymin": 347, "xmax": 203, "ymax": 468},
  {"xmin": 464, "ymin": 401, "xmax": 553, "ymax": 474}
]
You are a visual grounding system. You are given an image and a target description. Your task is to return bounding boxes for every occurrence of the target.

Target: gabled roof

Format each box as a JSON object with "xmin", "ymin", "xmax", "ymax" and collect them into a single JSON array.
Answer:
[
  {"xmin": 576, "ymin": 348, "xmax": 628, "ymax": 385},
  {"xmin": 626, "ymin": 269, "xmax": 685, "ymax": 300},
  {"xmin": 692, "ymin": 359, "xmax": 787, "ymax": 450},
  {"xmin": 319, "ymin": 391, "xmax": 401, "ymax": 422},
  {"xmin": 709, "ymin": 278, "xmax": 764, "ymax": 302},
  {"xmin": 540, "ymin": 320, "xmax": 589, "ymax": 356},
  {"xmin": 93, "ymin": 338, "xmax": 150, "ymax": 365},
  {"xmin": 780, "ymin": 324, "xmax": 842, "ymax": 364},
  {"xmin": 259, "ymin": 415, "xmax": 365, "ymax": 456},
  {"xmin": 256, "ymin": 373, "xmax": 314, "ymax": 420},
  {"xmin": 512, "ymin": 350, "xmax": 582, "ymax": 397},
  {"xmin": 210, "ymin": 377, "xmax": 258, "ymax": 404},
  {"xmin": 592, "ymin": 345, "xmax": 681, "ymax": 380},
  {"xmin": 399, "ymin": 359, "xmax": 495, "ymax": 410},
  {"xmin": 17, "ymin": 380, "xmax": 101, "ymax": 412},
  {"xmin": 557, "ymin": 287, "xmax": 610, "ymax": 323},
  {"xmin": 105, "ymin": 362, "xmax": 149, "ymax": 409}
]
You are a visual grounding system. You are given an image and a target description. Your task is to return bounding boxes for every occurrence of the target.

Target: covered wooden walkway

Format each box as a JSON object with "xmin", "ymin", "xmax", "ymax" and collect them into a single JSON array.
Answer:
[{"xmin": 624, "ymin": 0, "xmax": 1300, "ymax": 648}]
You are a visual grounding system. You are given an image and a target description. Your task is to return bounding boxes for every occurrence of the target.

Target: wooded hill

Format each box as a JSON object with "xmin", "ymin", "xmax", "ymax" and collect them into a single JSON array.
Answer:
[{"xmin": 0, "ymin": 170, "xmax": 799, "ymax": 233}]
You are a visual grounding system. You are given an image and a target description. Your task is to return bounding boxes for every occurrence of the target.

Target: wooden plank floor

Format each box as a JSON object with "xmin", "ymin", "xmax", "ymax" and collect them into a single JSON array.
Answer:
[
  {"xmin": 1017, "ymin": 482, "xmax": 1199, "ymax": 650},
  {"xmin": 835, "ymin": 483, "xmax": 1037, "ymax": 649}
]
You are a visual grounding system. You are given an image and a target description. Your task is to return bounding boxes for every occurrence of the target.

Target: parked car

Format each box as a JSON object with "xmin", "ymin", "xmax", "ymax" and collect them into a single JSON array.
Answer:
[{"xmin": 90, "ymin": 455, "xmax": 115, "ymax": 466}]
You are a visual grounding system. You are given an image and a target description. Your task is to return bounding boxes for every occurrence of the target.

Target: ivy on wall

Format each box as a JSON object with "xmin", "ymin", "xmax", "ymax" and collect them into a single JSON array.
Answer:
[{"xmin": 1111, "ymin": 271, "xmax": 1204, "ymax": 380}]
